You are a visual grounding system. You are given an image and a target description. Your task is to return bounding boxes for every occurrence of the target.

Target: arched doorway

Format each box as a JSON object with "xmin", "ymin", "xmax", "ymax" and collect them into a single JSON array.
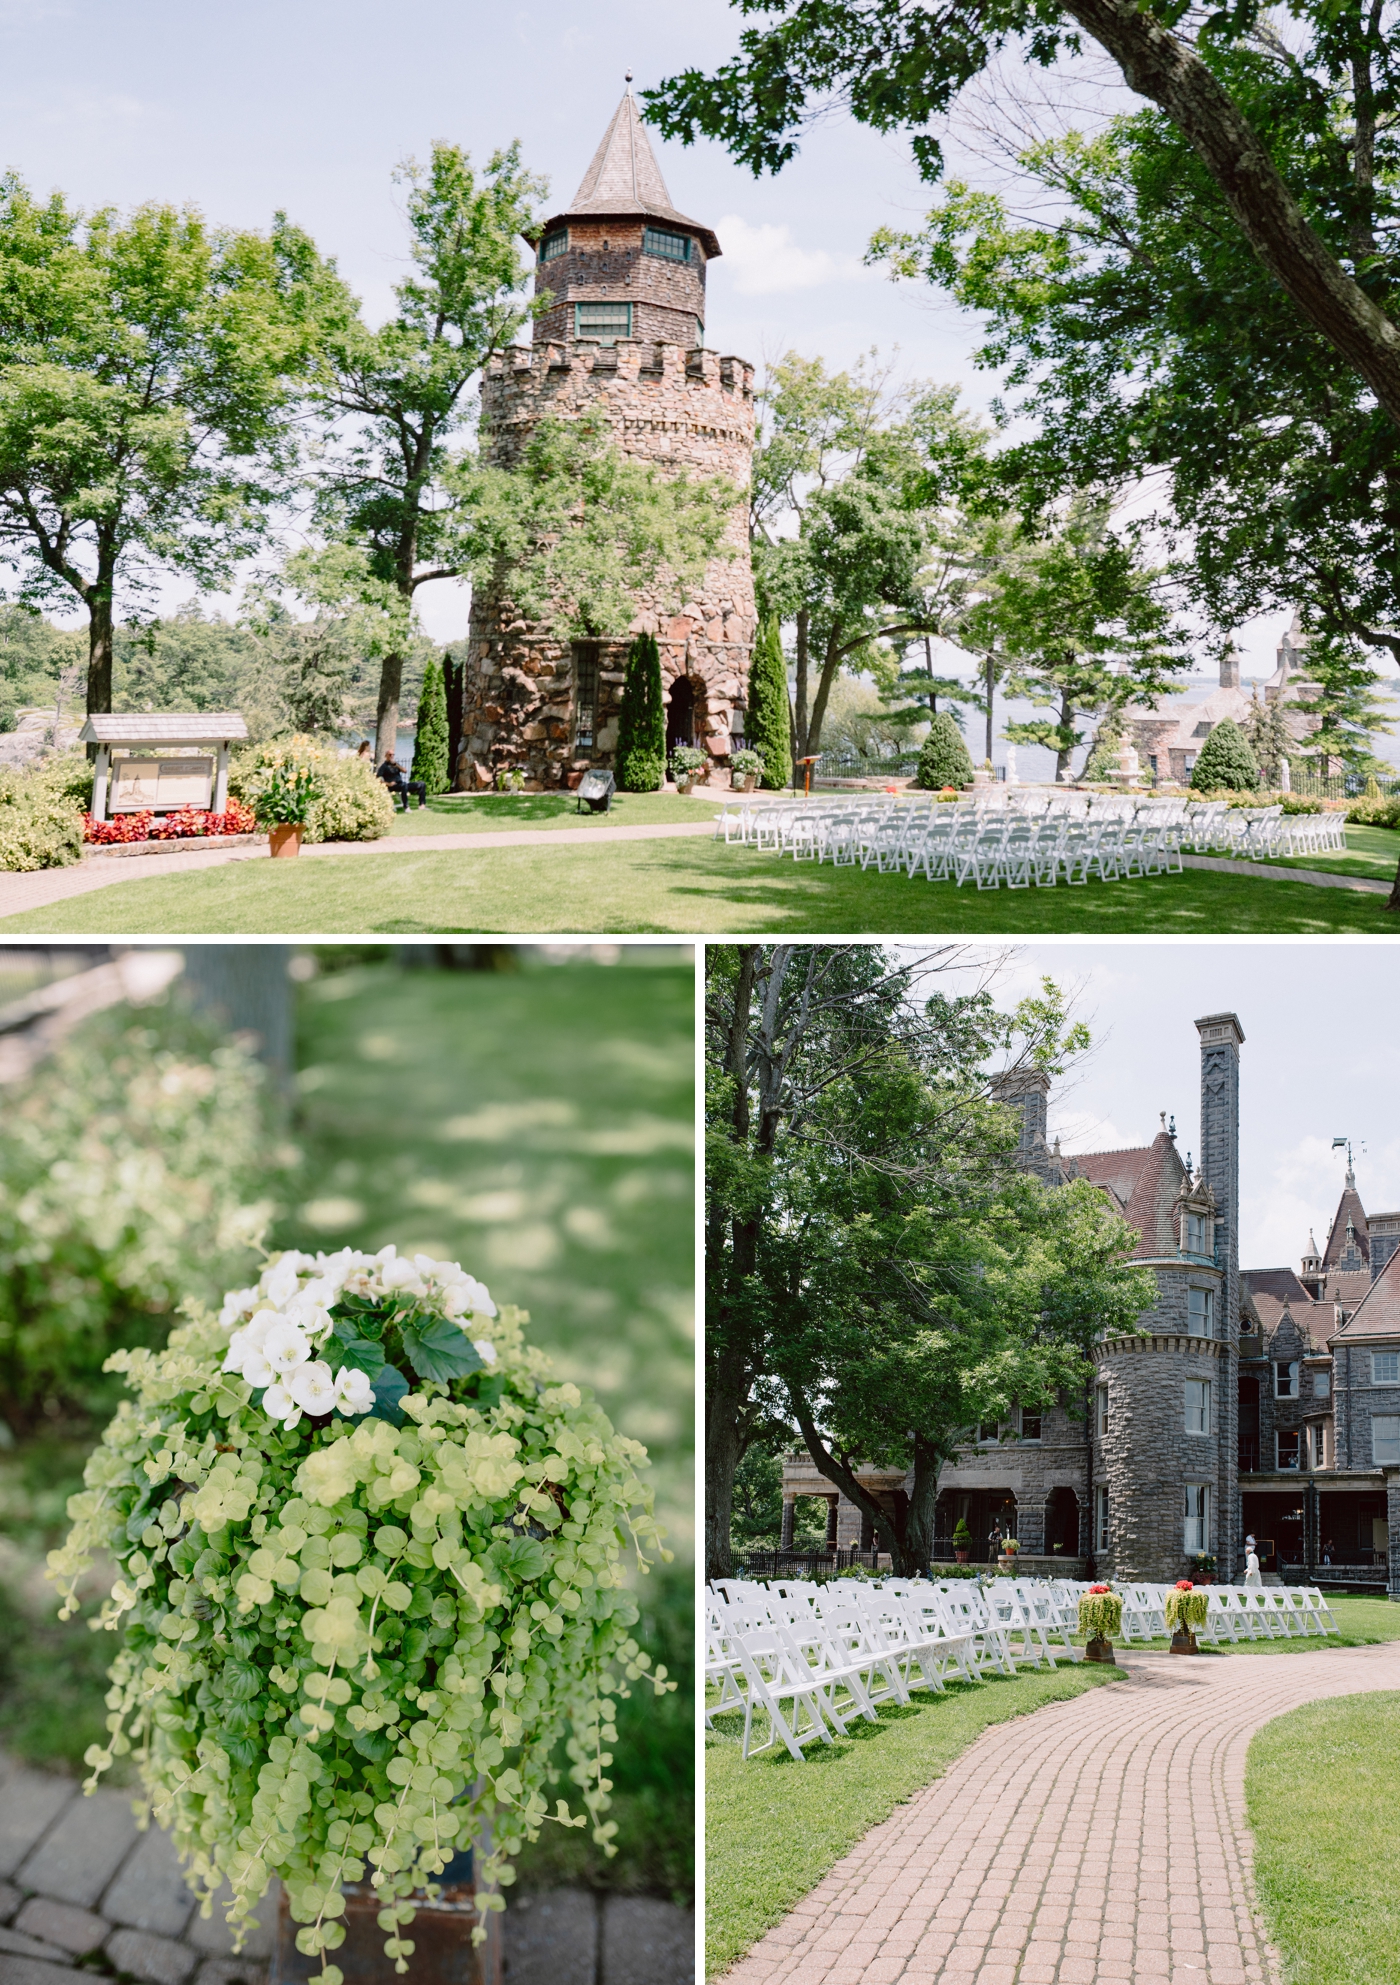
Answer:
[
  {"xmin": 936, "ymin": 1488, "xmax": 1018, "ymax": 1563},
  {"xmin": 665, "ymin": 675, "xmax": 695, "ymax": 756}
]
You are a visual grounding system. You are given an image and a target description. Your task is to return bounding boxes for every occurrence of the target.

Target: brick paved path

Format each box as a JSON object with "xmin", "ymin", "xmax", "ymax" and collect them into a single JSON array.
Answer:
[
  {"xmin": 0, "ymin": 1754, "xmax": 692, "ymax": 1985},
  {"xmin": 724, "ymin": 1644, "xmax": 1400, "ymax": 1985}
]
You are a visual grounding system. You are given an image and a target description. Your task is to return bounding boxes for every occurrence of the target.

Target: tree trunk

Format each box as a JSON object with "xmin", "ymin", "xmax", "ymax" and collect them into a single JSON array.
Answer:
[
  {"xmin": 444, "ymin": 654, "xmax": 464, "ymax": 792},
  {"xmin": 1063, "ymin": 0, "xmax": 1400, "ymax": 432},
  {"xmin": 706, "ymin": 1350, "xmax": 749, "ymax": 1581},
  {"xmin": 1388, "ymin": 853, "xmax": 1400, "ymax": 913},
  {"xmin": 788, "ymin": 1396, "xmax": 909, "ymax": 1568},
  {"xmin": 805, "ymin": 625, "xmax": 843, "ymax": 758},
  {"xmin": 984, "ymin": 655, "xmax": 995, "ymax": 764},
  {"xmin": 902, "ymin": 1435, "xmax": 945, "ymax": 1572},
  {"xmin": 793, "ymin": 609, "xmax": 810, "ymax": 760},
  {"xmin": 86, "ymin": 590, "xmax": 114, "ymax": 720},
  {"xmin": 375, "ymin": 650, "xmax": 405, "ymax": 765},
  {"xmin": 1055, "ymin": 692, "xmax": 1075, "ymax": 782},
  {"xmin": 180, "ymin": 947, "xmax": 294, "ymax": 1088}
]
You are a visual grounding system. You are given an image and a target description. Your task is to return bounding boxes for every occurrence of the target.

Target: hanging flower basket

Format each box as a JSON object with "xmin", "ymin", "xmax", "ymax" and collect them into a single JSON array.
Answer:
[
  {"xmin": 1165, "ymin": 1579, "xmax": 1209, "ymax": 1653},
  {"xmin": 1078, "ymin": 1584, "xmax": 1122, "ymax": 1663},
  {"xmin": 48, "ymin": 1246, "xmax": 672, "ymax": 1985}
]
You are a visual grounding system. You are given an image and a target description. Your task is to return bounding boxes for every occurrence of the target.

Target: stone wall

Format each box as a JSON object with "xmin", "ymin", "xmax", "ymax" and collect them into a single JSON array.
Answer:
[
  {"xmin": 1334, "ymin": 1335, "xmax": 1400, "ymax": 1470},
  {"xmin": 1095, "ymin": 1334, "xmax": 1229, "ymax": 1581},
  {"xmin": 459, "ymin": 338, "xmax": 756, "ymax": 790},
  {"xmin": 533, "ymin": 219, "xmax": 708, "ymax": 350}
]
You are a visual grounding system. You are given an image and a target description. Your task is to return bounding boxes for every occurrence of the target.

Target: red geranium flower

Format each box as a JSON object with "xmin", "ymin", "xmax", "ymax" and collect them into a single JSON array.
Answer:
[
  {"xmin": 1175, "ymin": 1579, "xmax": 1194, "ymax": 1590},
  {"xmin": 1088, "ymin": 1583, "xmax": 1110, "ymax": 1594}
]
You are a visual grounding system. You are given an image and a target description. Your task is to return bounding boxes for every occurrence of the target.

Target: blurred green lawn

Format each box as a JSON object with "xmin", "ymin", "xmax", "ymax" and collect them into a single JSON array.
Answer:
[{"xmin": 0, "ymin": 948, "xmax": 696, "ymax": 1903}]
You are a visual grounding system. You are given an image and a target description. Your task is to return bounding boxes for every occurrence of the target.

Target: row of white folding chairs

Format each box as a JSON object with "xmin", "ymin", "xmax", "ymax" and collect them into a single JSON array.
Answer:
[{"xmin": 1113, "ymin": 1582, "xmax": 1339, "ymax": 1643}]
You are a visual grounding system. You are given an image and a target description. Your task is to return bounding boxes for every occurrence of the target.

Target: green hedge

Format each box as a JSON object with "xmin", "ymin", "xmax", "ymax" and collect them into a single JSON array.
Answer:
[
  {"xmin": 0, "ymin": 754, "xmax": 89, "ymax": 872},
  {"xmin": 231, "ymin": 738, "xmax": 395, "ymax": 842}
]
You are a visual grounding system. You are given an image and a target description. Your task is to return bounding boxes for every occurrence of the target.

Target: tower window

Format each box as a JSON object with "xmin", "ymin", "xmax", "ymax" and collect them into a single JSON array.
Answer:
[
  {"xmin": 1275, "ymin": 1360, "xmax": 1300, "ymax": 1398},
  {"xmin": 1372, "ymin": 1351, "xmax": 1400, "ymax": 1385},
  {"xmin": 1094, "ymin": 1484, "xmax": 1109, "ymax": 1553},
  {"xmin": 1185, "ymin": 1379, "xmax": 1211, "ymax": 1435},
  {"xmin": 572, "ymin": 643, "xmax": 599, "ymax": 749},
  {"xmin": 695, "ymin": 317, "xmax": 705, "ymax": 347},
  {"xmin": 576, "ymin": 301, "xmax": 631, "ymax": 342},
  {"xmin": 643, "ymin": 226, "xmax": 691, "ymax": 261},
  {"xmin": 1187, "ymin": 1288, "xmax": 1214, "ymax": 1338},
  {"xmin": 1183, "ymin": 1482, "xmax": 1210, "ymax": 1553},
  {"xmin": 539, "ymin": 230, "xmax": 569, "ymax": 261},
  {"xmin": 1018, "ymin": 1409, "xmax": 1041, "ymax": 1441},
  {"xmin": 1096, "ymin": 1385, "xmax": 1109, "ymax": 1438}
]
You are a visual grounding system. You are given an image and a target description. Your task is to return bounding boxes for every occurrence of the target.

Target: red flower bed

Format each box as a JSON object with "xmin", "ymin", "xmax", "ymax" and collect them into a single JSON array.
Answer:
[{"xmin": 84, "ymin": 801, "xmax": 255, "ymax": 845}]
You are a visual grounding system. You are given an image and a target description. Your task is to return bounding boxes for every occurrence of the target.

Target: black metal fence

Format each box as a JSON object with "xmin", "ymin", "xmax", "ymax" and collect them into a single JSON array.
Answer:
[
  {"xmin": 738, "ymin": 1546, "xmax": 882, "ymax": 1579},
  {"xmin": 1281, "ymin": 1560, "xmax": 1389, "ymax": 1589}
]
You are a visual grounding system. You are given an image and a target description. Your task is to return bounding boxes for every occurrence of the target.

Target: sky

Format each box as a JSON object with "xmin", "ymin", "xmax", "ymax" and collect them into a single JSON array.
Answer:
[
  {"xmin": 907, "ymin": 941, "xmax": 1400, "ymax": 1273},
  {"xmin": 2, "ymin": 0, "xmax": 1397, "ymax": 758}
]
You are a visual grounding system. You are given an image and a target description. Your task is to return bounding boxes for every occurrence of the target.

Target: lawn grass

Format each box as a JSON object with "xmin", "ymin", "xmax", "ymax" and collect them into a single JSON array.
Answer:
[
  {"xmin": 1247, "ymin": 1691, "xmax": 1400, "ymax": 1985},
  {"xmin": 1112, "ymin": 1592, "xmax": 1400, "ymax": 1655},
  {"xmin": 387, "ymin": 791, "xmax": 721, "ymax": 834},
  {"xmin": 1259, "ymin": 822, "xmax": 1400, "ymax": 883},
  {"xmin": 6, "ymin": 836, "xmax": 1399, "ymax": 933},
  {"xmin": 705, "ymin": 1666, "xmax": 1124, "ymax": 1977}
]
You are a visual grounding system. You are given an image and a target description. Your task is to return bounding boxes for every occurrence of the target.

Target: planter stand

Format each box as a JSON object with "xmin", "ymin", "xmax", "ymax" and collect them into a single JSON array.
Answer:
[
  {"xmin": 270, "ymin": 1848, "xmax": 500, "ymax": 1985},
  {"xmin": 1170, "ymin": 1629, "xmax": 1200, "ymax": 1656},
  {"xmin": 1083, "ymin": 1636, "xmax": 1116, "ymax": 1665}
]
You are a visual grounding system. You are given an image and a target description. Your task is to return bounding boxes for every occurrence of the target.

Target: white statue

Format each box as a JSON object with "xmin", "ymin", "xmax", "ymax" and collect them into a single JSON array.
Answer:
[
  {"xmin": 1004, "ymin": 745, "xmax": 1019, "ymax": 787},
  {"xmin": 1243, "ymin": 1533, "xmax": 1262, "ymax": 1586},
  {"xmin": 1279, "ymin": 757, "xmax": 1291, "ymax": 793}
]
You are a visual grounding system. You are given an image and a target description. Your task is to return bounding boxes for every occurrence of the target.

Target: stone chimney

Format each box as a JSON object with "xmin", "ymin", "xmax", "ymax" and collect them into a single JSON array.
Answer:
[
  {"xmin": 1196, "ymin": 1012, "xmax": 1243, "ymax": 1575},
  {"xmin": 1219, "ymin": 649, "xmax": 1240, "ymax": 690},
  {"xmin": 991, "ymin": 1068, "xmax": 1050, "ymax": 1154}
]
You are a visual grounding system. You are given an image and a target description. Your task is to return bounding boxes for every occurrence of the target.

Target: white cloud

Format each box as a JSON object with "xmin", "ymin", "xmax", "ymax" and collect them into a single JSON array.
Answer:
[{"xmin": 714, "ymin": 215, "xmax": 876, "ymax": 296}]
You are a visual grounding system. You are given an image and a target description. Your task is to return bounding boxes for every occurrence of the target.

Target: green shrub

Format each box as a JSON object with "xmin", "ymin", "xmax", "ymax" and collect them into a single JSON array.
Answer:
[
  {"xmin": 0, "ymin": 1004, "xmax": 282, "ymax": 1426},
  {"xmin": 232, "ymin": 738, "xmax": 395, "ymax": 842},
  {"xmin": 1078, "ymin": 1590, "xmax": 1123, "ymax": 1638},
  {"xmin": 616, "ymin": 633, "xmax": 666, "ymax": 792},
  {"xmin": 915, "ymin": 712, "xmax": 974, "ymax": 790},
  {"xmin": 952, "ymin": 1517, "xmax": 971, "ymax": 1548},
  {"xmin": 1190, "ymin": 719, "xmax": 1260, "ymax": 792},
  {"xmin": 1346, "ymin": 795, "xmax": 1400, "ymax": 827},
  {"xmin": 746, "ymin": 617, "xmax": 792, "ymax": 791},
  {"xmin": 413, "ymin": 653, "xmax": 450, "ymax": 796},
  {"xmin": 0, "ymin": 754, "xmax": 88, "ymax": 871}
]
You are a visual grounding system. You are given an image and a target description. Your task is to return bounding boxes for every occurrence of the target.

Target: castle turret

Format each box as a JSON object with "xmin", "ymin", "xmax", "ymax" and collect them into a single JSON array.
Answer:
[{"xmin": 457, "ymin": 87, "xmax": 756, "ymax": 792}]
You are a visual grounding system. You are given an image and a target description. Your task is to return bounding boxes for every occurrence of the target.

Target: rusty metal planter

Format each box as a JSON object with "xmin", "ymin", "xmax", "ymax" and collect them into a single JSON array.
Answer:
[{"xmin": 270, "ymin": 1849, "xmax": 500, "ymax": 1985}]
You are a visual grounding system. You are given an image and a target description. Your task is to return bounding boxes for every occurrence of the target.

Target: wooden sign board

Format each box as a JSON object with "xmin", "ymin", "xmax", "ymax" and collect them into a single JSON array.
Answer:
[{"xmin": 111, "ymin": 755, "xmax": 214, "ymax": 812}]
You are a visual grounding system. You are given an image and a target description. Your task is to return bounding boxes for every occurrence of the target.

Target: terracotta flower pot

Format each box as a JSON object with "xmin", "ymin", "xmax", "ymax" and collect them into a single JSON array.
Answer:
[
  {"xmin": 270, "ymin": 1852, "xmax": 500, "ymax": 1984},
  {"xmin": 741, "ymin": 773, "xmax": 759, "ymax": 793},
  {"xmin": 269, "ymin": 823, "xmax": 304, "ymax": 859},
  {"xmin": 954, "ymin": 1550, "xmax": 969, "ymax": 1564}
]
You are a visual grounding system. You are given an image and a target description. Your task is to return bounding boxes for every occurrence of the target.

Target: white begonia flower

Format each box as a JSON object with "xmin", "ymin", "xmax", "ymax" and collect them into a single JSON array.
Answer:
[
  {"xmin": 218, "ymin": 1287, "xmax": 259, "ymax": 1330},
  {"xmin": 261, "ymin": 1257, "xmax": 305, "ymax": 1309},
  {"xmin": 240, "ymin": 1346, "xmax": 276, "ymax": 1388},
  {"xmin": 472, "ymin": 1340, "xmax": 497, "ymax": 1365},
  {"xmin": 332, "ymin": 1366, "xmax": 374, "ymax": 1415},
  {"xmin": 441, "ymin": 1272, "xmax": 497, "ymax": 1320},
  {"xmin": 285, "ymin": 1296, "xmax": 334, "ymax": 1345},
  {"xmin": 262, "ymin": 1382, "xmax": 303, "ymax": 1428},
  {"xmin": 262, "ymin": 1319, "xmax": 312, "ymax": 1378},
  {"xmin": 286, "ymin": 1360, "xmax": 337, "ymax": 1415},
  {"xmin": 222, "ymin": 1309, "xmax": 282, "ymax": 1378},
  {"xmin": 380, "ymin": 1255, "xmax": 425, "ymax": 1296}
]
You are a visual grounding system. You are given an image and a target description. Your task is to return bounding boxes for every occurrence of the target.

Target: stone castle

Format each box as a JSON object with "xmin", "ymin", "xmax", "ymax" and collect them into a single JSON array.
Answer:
[
  {"xmin": 782, "ymin": 1014, "xmax": 1400, "ymax": 1590},
  {"xmin": 457, "ymin": 86, "xmax": 756, "ymax": 790}
]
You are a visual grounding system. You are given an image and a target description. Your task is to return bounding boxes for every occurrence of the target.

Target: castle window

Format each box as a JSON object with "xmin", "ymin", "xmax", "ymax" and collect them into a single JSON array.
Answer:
[
  {"xmin": 1309, "ymin": 1422, "xmax": 1327, "ymax": 1469},
  {"xmin": 1183, "ymin": 1483, "xmax": 1209, "ymax": 1553},
  {"xmin": 1184, "ymin": 1212, "xmax": 1208, "ymax": 1255},
  {"xmin": 1185, "ymin": 1379, "xmax": 1211, "ymax": 1435},
  {"xmin": 1018, "ymin": 1409, "xmax": 1041, "ymax": 1441},
  {"xmin": 977, "ymin": 1421, "xmax": 999, "ymax": 1444},
  {"xmin": 572, "ymin": 642, "xmax": 599, "ymax": 749},
  {"xmin": 1187, "ymin": 1287, "xmax": 1214, "ymax": 1337},
  {"xmin": 1313, "ymin": 1368, "xmax": 1331, "ymax": 1399},
  {"xmin": 576, "ymin": 301, "xmax": 632, "ymax": 342},
  {"xmin": 1275, "ymin": 1360, "xmax": 1300, "ymax": 1398},
  {"xmin": 1276, "ymin": 1430, "xmax": 1301, "ymax": 1470},
  {"xmin": 695, "ymin": 317, "xmax": 705, "ymax": 347},
  {"xmin": 1372, "ymin": 1415, "xmax": 1400, "ymax": 1465},
  {"xmin": 539, "ymin": 229, "xmax": 569, "ymax": 261},
  {"xmin": 1372, "ymin": 1351, "xmax": 1400, "ymax": 1385},
  {"xmin": 1096, "ymin": 1386, "xmax": 1109, "ymax": 1438},
  {"xmin": 1094, "ymin": 1484, "xmax": 1109, "ymax": 1553},
  {"xmin": 643, "ymin": 226, "xmax": 691, "ymax": 262}
]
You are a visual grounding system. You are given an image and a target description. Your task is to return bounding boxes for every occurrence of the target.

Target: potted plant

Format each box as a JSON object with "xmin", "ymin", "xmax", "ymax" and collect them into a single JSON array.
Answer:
[
  {"xmin": 48, "ymin": 1246, "xmax": 672, "ymax": 1985},
  {"xmin": 730, "ymin": 747, "xmax": 764, "ymax": 794},
  {"xmin": 1078, "ymin": 1583, "xmax": 1122, "ymax": 1663},
  {"xmin": 253, "ymin": 758, "xmax": 321, "ymax": 858},
  {"xmin": 1165, "ymin": 1578, "xmax": 1210, "ymax": 1654},
  {"xmin": 1189, "ymin": 1553, "xmax": 1217, "ymax": 1584},
  {"xmin": 669, "ymin": 745, "xmax": 707, "ymax": 795},
  {"xmin": 952, "ymin": 1518, "xmax": 971, "ymax": 1564}
]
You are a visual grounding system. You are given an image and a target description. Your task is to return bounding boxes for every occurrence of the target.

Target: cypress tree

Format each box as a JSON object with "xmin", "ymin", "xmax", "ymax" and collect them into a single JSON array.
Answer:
[
  {"xmin": 746, "ymin": 616, "xmax": 792, "ymax": 790},
  {"xmin": 1190, "ymin": 717, "xmax": 1260, "ymax": 792},
  {"xmin": 915, "ymin": 710, "xmax": 975, "ymax": 790},
  {"xmin": 616, "ymin": 633, "xmax": 666, "ymax": 791},
  {"xmin": 413, "ymin": 653, "xmax": 450, "ymax": 794}
]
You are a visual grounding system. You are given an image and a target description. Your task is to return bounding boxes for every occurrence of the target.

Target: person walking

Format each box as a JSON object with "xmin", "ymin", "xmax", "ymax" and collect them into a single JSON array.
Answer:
[
  {"xmin": 988, "ymin": 1519, "xmax": 1003, "ymax": 1565},
  {"xmin": 1243, "ymin": 1534, "xmax": 1263, "ymax": 1586}
]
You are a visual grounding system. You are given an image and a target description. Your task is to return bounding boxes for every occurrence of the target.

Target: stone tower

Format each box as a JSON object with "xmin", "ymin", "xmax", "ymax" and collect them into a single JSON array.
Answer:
[
  {"xmin": 457, "ymin": 85, "xmax": 757, "ymax": 791},
  {"xmin": 1094, "ymin": 1014, "xmax": 1242, "ymax": 1581}
]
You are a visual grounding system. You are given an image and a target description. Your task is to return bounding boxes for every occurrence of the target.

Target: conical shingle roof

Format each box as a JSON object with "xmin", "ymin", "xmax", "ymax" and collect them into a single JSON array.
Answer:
[{"xmin": 534, "ymin": 86, "xmax": 721, "ymax": 257}]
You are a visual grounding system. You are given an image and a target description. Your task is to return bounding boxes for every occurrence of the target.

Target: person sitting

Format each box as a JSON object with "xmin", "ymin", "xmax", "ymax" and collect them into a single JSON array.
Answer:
[
  {"xmin": 356, "ymin": 740, "xmax": 372, "ymax": 759},
  {"xmin": 376, "ymin": 751, "xmax": 427, "ymax": 811}
]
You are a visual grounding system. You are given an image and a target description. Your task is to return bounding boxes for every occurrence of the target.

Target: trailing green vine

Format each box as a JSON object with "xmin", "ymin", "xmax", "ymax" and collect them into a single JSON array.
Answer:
[{"xmin": 48, "ymin": 1246, "xmax": 673, "ymax": 1980}]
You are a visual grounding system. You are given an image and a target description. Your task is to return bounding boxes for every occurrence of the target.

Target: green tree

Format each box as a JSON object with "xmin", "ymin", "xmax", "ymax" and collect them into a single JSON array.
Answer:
[
  {"xmin": 314, "ymin": 143, "xmax": 545, "ymax": 759},
  {"xmin": 413, "ymin": 652, "xmax": 450, "ymax": 794},
  {"xmin": 1287, "ymin": 631, "xmax": 1395, "ymax": 777},
  {"xmin": 646, "ymin": 0, "xmax": 1400, "ymax": 436},
  {"xmin": 0, "ymin": 175, "xmax": 343, "ymax": 717},
  {"xmin": 914, "ymin": 709, "xmax": 974, "ymax": 788},
  {"xmin": 616, "ymin": 632, "xmax": 666, "ymax": 791},
  {"xmin": 1191, "ymin": 717, "xmax": 1260, "ymax": 791},
  {"xmin": 1243, "ymin": 692, "xmax": 1295, "ymax": 790},
  {"xmin": 746, "ymin": 614, "xmax": 792, "ymax": 789}
]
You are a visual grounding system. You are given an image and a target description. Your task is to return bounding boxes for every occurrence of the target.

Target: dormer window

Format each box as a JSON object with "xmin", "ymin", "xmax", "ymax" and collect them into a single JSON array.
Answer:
[
  {"xmin": 1183, "ymin": 1210, "xmax": 1209, "ymax": 1255},
  {"xmin": 643, "ymin": 226, "xmax": 692, "ymax": 261},
  {"xmin": 539, "ymin": 230, "xmax": 569, "ymax": 262}
]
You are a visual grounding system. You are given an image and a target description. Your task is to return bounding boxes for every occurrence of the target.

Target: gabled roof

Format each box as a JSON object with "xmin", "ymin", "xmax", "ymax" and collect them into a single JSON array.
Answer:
[
  {"xmin": 1334, "ymin": 1244, "xmax": 1400, "ymax": 1341},
  {"xmin": 534, "ymin": 87, "xmax": 721, "ymax": 258},
  {"xmin": 79, "ymin": 713, "xmax": 248, "ymax": 745},
  {"xmin": 1072, "ymin": 1131, "xmax": 1187, "ymax": 1258},
  {"xmin": 1323, "ymin": 1182, "xmax": 1369, "ymax": 1267}
]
